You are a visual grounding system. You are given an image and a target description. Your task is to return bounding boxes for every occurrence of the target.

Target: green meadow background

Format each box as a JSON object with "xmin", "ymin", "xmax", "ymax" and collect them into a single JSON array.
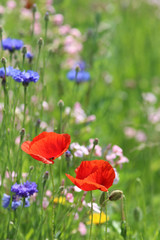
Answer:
[{"xmin": 0, "ymin": 0, "xmax": 160, "ymax": 239}]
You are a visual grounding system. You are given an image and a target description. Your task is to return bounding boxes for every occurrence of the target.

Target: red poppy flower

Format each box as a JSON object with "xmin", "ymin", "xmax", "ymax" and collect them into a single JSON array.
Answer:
[
  {"xmin": 66, "ymin": 160, "xmax": 115, "ymax": 191},
  {"xmin": 24, "ymin": 0, "xmax": 34, "ymax": 9},
  {"xmin": 21, "ymin": 132, "xmax": 71, "ymax": 164}
]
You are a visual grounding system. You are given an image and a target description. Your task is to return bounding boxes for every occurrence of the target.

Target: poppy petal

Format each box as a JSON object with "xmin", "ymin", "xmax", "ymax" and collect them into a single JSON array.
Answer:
[
  {"xmin": 75, "ymin": 160, "xmax": 105, "ymax": 179},
  {"xmin": 21, "ymin": 132, "xmax": 71, "ymax": 164},
  {"xmin": 21, "ymin": 141, "xmax": 31, "ymax": 154}
]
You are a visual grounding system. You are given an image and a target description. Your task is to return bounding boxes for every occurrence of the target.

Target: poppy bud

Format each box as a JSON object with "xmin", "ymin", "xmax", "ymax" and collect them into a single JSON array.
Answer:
[
  {"xmin": 38, "ymin": 38, "xmax": 43, "ymax": 47},
  {"xmin": 29, "ymin": 166, "xmax": 34, "ymax": 171},
  {"xmin": 93, "ymin": 138, "xmax": 99, "ymax": 146},
  {"xmin": 20, "ymin": 128, "xmax": 25, "ymax": 137},
  {"xmin": 133, "ymin": 207, "xmax": 142, "ymax": 222},
  {"xmin": 109, "ymin": 190, "xmax": 123, "ymax": 201},
  {"xmin": 58, "ymin": 99, "xmax": 64, "ymax": 108},
  {"xmin": 22, "ymin": 45, "xmax": 27, "ymax": 55}
]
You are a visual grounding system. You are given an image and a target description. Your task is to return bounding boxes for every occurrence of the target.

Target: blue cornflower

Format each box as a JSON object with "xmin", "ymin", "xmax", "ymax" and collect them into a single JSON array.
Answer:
[
  {"xmin": 67, "ymin": 61, "xmax": 90, "ymax": 83},
  {"xmin": 67, "ymin": 70, "xmax": 90, "ymax": 83},
  {"xmin": 11, "ymin": 181, "xmax": 38, "ymax": 198},
  {"xmin": 2, "ymin": 193, "xmax": 24, "ymax": 210},
  {"xmin": 2, "ymin": 38, "xmax": 23, "ymax": 52},
  {"xmin": 11, "ymin": 200, "xmax": 22, "ymax": 210},
  {"xmin": 0, "ymin": 66, "xmax": 15, "ymax": 79},
  {"xmin": 2, "ymin": 194, "xmax": 11, "ymax": 208},
  {"xmin": 12, "ymin": 70, "xmax": 39, "ymax": 85},
  {"xmin": 26, "ymin": 52, "xmax": 34, "ymax": 62},
  {"xmin": 24, "ymin": 197, "xmax": 30, "ymax": 208}
]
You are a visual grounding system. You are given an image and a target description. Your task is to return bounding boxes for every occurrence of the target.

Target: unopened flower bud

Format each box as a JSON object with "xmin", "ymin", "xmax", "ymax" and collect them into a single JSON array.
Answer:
[
  {"xmin": 93, "ymin": 138, "xmax": 99, "ymax": 146},
  {"xmin": 75, "ymin": 65, "xmax": 80, "ymax": 73},
  {"xmin": 38, "ymin": 37, "xmax": 43, "ymax": 47},
  {"xmin": 61, "ymin": 179, "xmax": 65, "ymax": 186},
  {"xmin": 36, "ymin": 119, "xmax": 41, "ymax": 127},
  {"xmin": 58, "ymin": 99, "xmax": 64, "ymax": 108},
  {"xmin": 43, "ymin": 171, "xmax": 49, "ymax": 181},
  {"xmin": 29, "ymin": 166, "xmax": 34, "ymax": 171},
  {"xmin": 1, "ymin": 57, "xmax": 7, "ymax": 66},
  {"xmin": 32, "ymin": 4, "xmax": 37, "ymax": 13},
  {"xmin": 22, "ymin": 45, "xmax": 27, "ymax": 55},
  {"xmin": 20, "ymin": 128, "xmax": 25, "ymax": 137},
  {"xmin": 109, "ymin": 190, "xmax": 123, "ymax": 201},
  {"xmin": 44, "ymin": 11, "xmax": 49, "ymax": 22}
]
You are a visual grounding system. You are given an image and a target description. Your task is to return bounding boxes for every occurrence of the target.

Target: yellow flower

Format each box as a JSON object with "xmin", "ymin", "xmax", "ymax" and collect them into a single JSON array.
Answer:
[
  {"xmin": 87, "ymin": 212, "xmax": 109, "ymax": 225},
  {"xmin": 54, "ymin": 196, "xmax": 66, "ymax": 205}
]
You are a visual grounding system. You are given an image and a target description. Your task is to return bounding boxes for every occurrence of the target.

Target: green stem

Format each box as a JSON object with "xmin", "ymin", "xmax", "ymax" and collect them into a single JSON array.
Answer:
[
  {"xmin": 9, "ymin": 52, "xmax": 13, "ymax": 65},
  {"xmin": 31, "ymin": 12, "xmax": 35, "ymax": 37},
  {"xmin": 89, "ymin": 191, "xmax": 93, "ymax": 240},
  {"xmin": 121, "ymin": 195, "xmax": 127, "ymax": 239},
  {"xmin": 15, "ymin": 198, "xmax": 25, "ymax": 240},
  {"xmin": 49, "ymin": 165, "xmax": 55, "ymax": 240},
  {"xmin": 105, "ymin": 193, "xmax": 108, "ymax": 240},
  {"xmin": 23, "ymin": 86, "xmax": 27, "ymax": 129}
]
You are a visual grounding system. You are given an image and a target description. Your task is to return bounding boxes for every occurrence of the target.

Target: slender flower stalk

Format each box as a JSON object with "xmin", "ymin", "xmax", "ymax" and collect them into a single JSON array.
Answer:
[
  {"xmin": 89, "ymin": 191, "xmax": 93, "ymax": 240},
  {"xmin": 121, "ymin": 195, "xmax": 127, "ymax": 239},
  {"xmin": 105, "ymin": 192, "xmax": 108, "ymax": 240},
  {"xmin": 31, "ymin": 4, "xmax": 37, "ymax": 37},
  {"xmin": 35, "ymin": 37, "xmax": 43, "ymax": 71},
  {"xmin": 22, "ymin": 45, "xmax": 27, "ymax": 70},
  {"xmin": 0, "ymin": 26, "xmax": 3, "ymax": 57},
  {"xmin": 23, "ymin": 84, "xmax": 27, "ymax": 129},
  {"xmin": 15, "ymin": 198, "xmax": 25, "ymax": 240},
  {"xmin": 58, "ymin": 99, "xmax": 64, "ymax": 134},
  {"xmin": 49, "ymin": 165, "xmax": 55, "ymax": 240}
]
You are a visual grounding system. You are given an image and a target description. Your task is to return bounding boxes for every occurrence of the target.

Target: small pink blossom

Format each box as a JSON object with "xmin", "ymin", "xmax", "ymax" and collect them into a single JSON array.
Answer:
[
  {"xmin": 116, "ymin": 156, "xmax": 129, "ymax": 168},
  {"xmin": 46, "ymin": 190, "xmax": 52, "ymax": 197},
  {"xmin": 34, "ymin": 22, "xmax": 41, "ymax": 35},
  {"xmin": 86, "ymin": 115, "xmax": 96, "ymax": 123},
  {"xmin": 135, "ymin": 131, "xmax": 147, "ymax": 142},
  {"xmin": 59, "ymin": 25, "xmax": 71, "ymax": 35},
  {"xmin": 112, "ymin": 145, "xmax": 123, "ymax": 154},
  {"xmin": 0, "ymin": 5, "xmax": 5, "ymax": 14},
  {"xmin": 74, "ymin": 212, "xmax": 79, "ymax": 220},
  {"xmin": 15, "ymin": 136, "xmax": 20, "ymax": 145},
  {"xmin": 87, "ymin": 202, "xmax": 100, "ymax": 213},
  {"xmin": 30, "ymin": 193, "xmax": 38, "ymax": 203},
  {"xmin": 66, "ymin": 193, "xmax": 74, "ymax": 203},
  {"xmin": 42, "ymin": 101, "xmax": 49, "ymax": 111},
  {"xmin": 113, "ymin": 168, "xmax": 119, "ymax": 184},
  {"xmin": 142, "ymin": 92, "xmax": 157, "ymax": 104},
  {"xmin": 7, "ymin": 0, "xmax": 16, "ymax": 9},
  {"xmin": 53, "ymin": 14, "xmax": 64, "ymax": 25},
  {"xmin": 43, "ymin": 197, "xmax": 49, "ymax": 209},
  {"xmin": 21, "ymin": 9, "xmax": 32, "ymax": 20},
  {"xmin": 22, "ymin": 173, "xmax": 28, "ymax": 179},
  {"xmin": 78, "ymin": 222, "xmax": 87, "ymax": 236},
  {"xmin": 124, "ymin": 127, "xmax": 136, "ymax": 138},
  {"xmin": 70, "ymin": 28, "xmax": 81, "ymax": 38}
]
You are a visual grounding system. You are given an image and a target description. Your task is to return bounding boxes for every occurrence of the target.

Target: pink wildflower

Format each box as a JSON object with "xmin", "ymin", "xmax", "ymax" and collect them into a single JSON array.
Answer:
[{"xmin": 78, "ymin": 222, "xmax": 87, "ymax": 236}]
